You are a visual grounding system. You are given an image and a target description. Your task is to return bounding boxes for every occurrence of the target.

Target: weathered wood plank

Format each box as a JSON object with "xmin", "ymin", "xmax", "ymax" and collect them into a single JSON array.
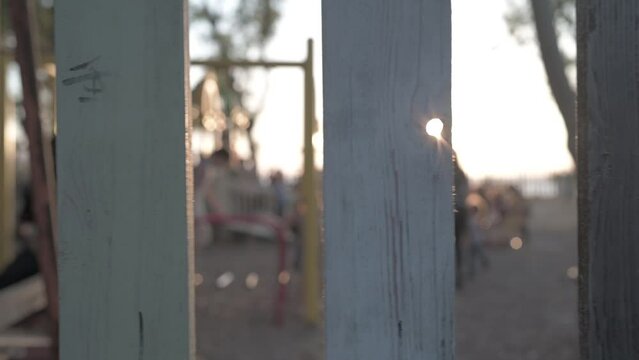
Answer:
[
  {"xmin": 577, "ymin": 1, "xmax": 639, "ymax": 359},
  {"xmin": 55, "ymin": 1, "xmax": 194, "ymax": 359},
  {"xmin": 0, "ymin": 276, "xmax": 46, "ymax": 330},
  {"xmin": 322, "ymin": 1, "xmax": 454, "ymax": 359},
  {"xmin": 0, "ymin": 332, "xmax": 51, "ymax": 349}
]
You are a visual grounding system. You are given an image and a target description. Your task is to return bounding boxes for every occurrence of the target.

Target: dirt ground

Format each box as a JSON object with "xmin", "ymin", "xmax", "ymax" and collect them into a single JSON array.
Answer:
[
  {"xmin": 456, "ymin": 197, "xmax": 578, "ymax": 360},
  {"xmin": 195, "ymin": 198, "xmax": 579, "ymax": 360},
  {"xmin": 195, "ymin": 238, "xmax": 323, "ymax": 360}
]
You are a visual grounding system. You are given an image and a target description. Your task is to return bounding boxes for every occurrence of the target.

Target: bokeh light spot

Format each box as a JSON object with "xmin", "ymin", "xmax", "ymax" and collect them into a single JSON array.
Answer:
[
  {"xmin": 245, "ymin": 272, "xmax": 259, "ymax": 289},
  {"xmin": 278, "ymin": 271, "xmax": 291, "ymax": 285},
  {"xmin": 510, "ymin": 237, "xmax": 524, "ymax": 250},
  {"xmin": 566, "ymin": 266, "xmax": 579, "ymax": 280},
  {"xmin": 194, "ymin": 273, "xmax": 204, "ymax": 287}
]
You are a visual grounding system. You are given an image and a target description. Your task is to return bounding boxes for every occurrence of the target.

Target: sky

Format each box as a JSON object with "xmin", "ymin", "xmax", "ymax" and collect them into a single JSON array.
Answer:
[{"xmin": 191, "ymin": 0, "xmax": 575, "ymax": 180}]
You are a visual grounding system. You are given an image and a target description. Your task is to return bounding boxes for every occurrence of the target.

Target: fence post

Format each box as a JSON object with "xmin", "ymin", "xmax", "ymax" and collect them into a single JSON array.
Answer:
[
  {"xmin": 322, "ymin": 1, "xmax": 454, "ymax": 359},
  {"xmin": 55, "ymin": 1, "xmax": 194, "ymax": 359},
  {"xmin": 577, "ymin": 1, "xmax": 639, "ymax": 358}
]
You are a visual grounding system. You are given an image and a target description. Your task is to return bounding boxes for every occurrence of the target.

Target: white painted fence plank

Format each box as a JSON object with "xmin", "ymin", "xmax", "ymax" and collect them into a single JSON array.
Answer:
[
  {"xmin": 322, "ymin": 1, "xmax": 454, "ymax": 359},
  {"xmin": 55, "ymin": 1, "xmax": 194, "ymax": 359}
]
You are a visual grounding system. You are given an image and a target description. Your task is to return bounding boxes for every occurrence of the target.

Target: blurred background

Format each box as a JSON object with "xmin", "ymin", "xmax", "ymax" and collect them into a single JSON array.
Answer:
[{"xmin": 0, "ymin": 0, "xmax": 578, "ymax": 359}]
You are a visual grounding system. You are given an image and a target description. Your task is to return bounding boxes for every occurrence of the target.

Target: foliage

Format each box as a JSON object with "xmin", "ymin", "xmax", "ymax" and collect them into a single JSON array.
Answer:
[
  {"xmin": 35, "ymin": 0, "xmax": 54, "ymax": 58},
  {"xmin": 190, "ymin": 0, "xmax": 282, "ymax": 59},
  {"xmin": 505, "ymin": 0, "xmax": 575, "ymax": 61},
  {"xmin": 505, "ymin": 0, "xmax": 577, "ymax": 161},
  {"xmin": 1, "ymin": 0, "xmax": 54, "ymax": 59},
  {"xmin": 190, "ymin": 0, "xmax": 284, "ymax": 161}
]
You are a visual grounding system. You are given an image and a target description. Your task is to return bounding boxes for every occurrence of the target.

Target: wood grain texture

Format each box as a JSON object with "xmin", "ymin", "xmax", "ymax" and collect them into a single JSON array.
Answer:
[
  {"xmin": 322, "ymin": 1, "xmax": 453, "ymax": 359},
  {"xmin": 55, "ymin": 1, "xmax": 194, "ymax": 359},
  {"xmin": 578, "ymin": 1, "xmax": 639, "ymax": 359}
]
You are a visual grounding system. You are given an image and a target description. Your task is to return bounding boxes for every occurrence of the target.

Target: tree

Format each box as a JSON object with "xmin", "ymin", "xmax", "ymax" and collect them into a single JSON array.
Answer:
[
  {"xmin": 505, "ymin": 0, "xmax": 576, "ymax": 161},
  {"xmin": 191, "ymin": 0, "xmax": 281, "ymax": 59},
  {"xmin": 190, "ymin": 0, "xmax": 283, "ymax": 163}
]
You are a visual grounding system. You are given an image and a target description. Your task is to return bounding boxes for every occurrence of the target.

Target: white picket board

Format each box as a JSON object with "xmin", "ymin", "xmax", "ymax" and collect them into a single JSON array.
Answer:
[
  {"xmin": 322, "ymin": 1, "xmax": 454, "ymax": 359},
  {"xmin": 55, "ymin": 1, "xmax": 194, "ymax": 359}
]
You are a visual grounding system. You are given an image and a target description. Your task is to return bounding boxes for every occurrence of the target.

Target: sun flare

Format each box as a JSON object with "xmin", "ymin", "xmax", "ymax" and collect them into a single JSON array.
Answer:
[{"xmin": 426, "ymin": 118, "xmax": 444, "ymax": 139}]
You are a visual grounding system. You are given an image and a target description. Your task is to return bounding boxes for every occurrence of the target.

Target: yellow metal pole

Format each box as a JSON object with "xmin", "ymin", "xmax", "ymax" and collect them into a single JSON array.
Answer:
[
  {"xmin": 0, "ymin": 5, "xmax": 16, "ymax": 268},
  {"xmin": 190, "ymin": 45, "xmax": 321, "ymax": 323},
  {"xmin": 302, "ymin": 38, "xmax": 320, "ymax": 324}
]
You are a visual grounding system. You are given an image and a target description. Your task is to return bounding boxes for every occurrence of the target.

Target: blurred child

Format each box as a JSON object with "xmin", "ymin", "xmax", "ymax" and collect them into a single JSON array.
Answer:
[{"xmin": 468, "ymin": 205, "xmax": 490, "ymax": 277}]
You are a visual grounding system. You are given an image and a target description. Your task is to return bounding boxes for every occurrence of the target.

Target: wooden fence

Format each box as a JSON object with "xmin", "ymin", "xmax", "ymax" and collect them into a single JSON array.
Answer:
[{"xmin": 51, "ymin": 0, "xmax": 639, "ymax": 359}]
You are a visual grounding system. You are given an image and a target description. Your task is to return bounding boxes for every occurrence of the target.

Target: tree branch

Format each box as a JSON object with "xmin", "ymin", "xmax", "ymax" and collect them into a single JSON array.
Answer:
[{"xmin": 530, "ymin": 0, "xmax": 577, "ymax": 162}]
